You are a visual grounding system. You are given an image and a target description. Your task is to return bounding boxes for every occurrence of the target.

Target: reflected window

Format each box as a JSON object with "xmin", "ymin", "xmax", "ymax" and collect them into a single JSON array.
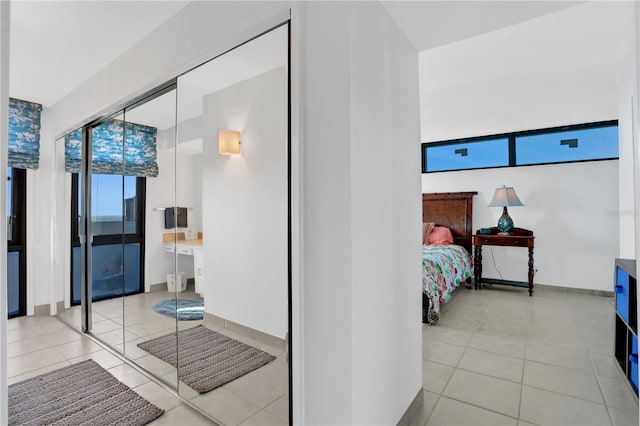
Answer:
[
  {"xmin": 7, "ymin": 167, "xmax": 26, "ymax": 318},
  {"xmin": 70, "ymin": 173, "xmax": 145, "ymax": 304}
]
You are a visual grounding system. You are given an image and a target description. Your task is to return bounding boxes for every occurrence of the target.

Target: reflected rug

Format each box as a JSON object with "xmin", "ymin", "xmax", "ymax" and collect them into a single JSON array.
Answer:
[
  {"xmin": 137, "ymin": 325, "xmax": 276, "ymax": 393},
  {"xmin": 8, "ymin": 359, "xmax": 163, "ymax": 426},
  {"xmin": 153, "ymin": 299, "xmax": 204, "ymax": 320}
]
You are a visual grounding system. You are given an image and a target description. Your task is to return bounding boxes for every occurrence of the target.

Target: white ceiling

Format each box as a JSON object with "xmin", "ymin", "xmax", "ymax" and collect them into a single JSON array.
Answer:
[
  {"xmin": 124, "ymin": 24, "xmax": 287, "ymax": 130},
  {"xmin": 10, "ymin": 1, "xmax": 188, "ymax": 107},
  {"xmin": 9, "ymin": 1, "xmax": 584, "ymax": 109},
  {"xmin": 381, "ymin": 1, "xmax": 584, "ymax": 52}
]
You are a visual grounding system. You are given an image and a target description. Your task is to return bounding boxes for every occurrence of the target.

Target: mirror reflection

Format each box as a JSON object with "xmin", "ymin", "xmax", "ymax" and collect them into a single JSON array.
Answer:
[
  {"xmin": 55, "ymin": 23, "xmax": 289, "ymax": 424},
  {"xmin": 121, "ymin": 89, "xmax": 180, "ymax": 387},
  {"xmin": 172, "ymin": 24, "xmax": 289, "ymax": 422}
]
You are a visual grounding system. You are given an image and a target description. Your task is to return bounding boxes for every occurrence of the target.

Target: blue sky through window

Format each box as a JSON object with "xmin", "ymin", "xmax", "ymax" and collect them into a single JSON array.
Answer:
[
  {"xmin": 90, "ymin": 174, "xmax": 136, "ymax": 219},
  {"xmin": 426, "ymin": 138, "xmax": 509, "ymax": 172},
  {"xmin": 516, "ymin": 126, "xmax": 618, "ymax": 165}
]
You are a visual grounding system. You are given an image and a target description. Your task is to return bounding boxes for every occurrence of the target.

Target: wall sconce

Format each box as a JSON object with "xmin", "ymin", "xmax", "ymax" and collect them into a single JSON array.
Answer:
[{"xmin": 218, "ymin": 130, "xmax": 241, "ymax": 156}]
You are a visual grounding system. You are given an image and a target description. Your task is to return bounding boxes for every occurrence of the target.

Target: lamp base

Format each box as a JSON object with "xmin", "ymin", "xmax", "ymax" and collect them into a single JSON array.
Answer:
[{"xmin": 497, "ymin": 206, "xmax": 514, "ymax": 233}]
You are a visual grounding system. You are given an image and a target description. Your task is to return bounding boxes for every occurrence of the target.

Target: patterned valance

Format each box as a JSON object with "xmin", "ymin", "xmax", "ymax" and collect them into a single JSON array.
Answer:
[
  {"xmin": 8, "ymin": 98, "xmax": 43, "ymax": 170},
  {"xmin": 65, "ymin": 120, "xmax": 158, "ymax": 177}
]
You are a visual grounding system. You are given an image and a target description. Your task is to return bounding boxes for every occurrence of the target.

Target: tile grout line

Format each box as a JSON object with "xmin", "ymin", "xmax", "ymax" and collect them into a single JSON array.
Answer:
[
  {"xmin": 589, "ymin": 351, "xmax": 616, "ymax": 426},
  {"xmin": 55, "ymin": 316, "xmax": 222, "ymax": 425},
  {"xmin": 421, "ymin": 393, "xmax": 441, "ymax": 426}
]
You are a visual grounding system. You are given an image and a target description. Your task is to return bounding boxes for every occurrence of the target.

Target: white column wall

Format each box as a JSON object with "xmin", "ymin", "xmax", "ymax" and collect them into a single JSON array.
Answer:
[
  {"xmin": 0, "ymin": 2, "xmax": 9, "ymax": 423},
  {"xmin": 299, "ymin": 3, "xmax": 353, "ymax": 421},
  {"xmin": 28, "ymin": 109, "xmax": 56, "ymax": 312},
  {"xmin": 634, "ymin": 1, "xmax": 640, "ymax": 293},
  {"xmin": 349, "ymin": 2, "xmax": 422, "ymax": 424}
]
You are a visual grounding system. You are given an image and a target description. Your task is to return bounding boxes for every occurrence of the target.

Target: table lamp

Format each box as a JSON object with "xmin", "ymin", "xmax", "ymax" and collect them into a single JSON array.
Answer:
[{"xmin": 488, "ymin": 185, "xmax": 523, "ymax": 234}]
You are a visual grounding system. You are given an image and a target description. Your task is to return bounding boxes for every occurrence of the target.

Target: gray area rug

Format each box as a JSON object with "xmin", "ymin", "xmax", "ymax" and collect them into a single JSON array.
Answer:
[
  {"xmin": 8, "ymin": 359, "xmax": 163, "ymax": 426},
  {"xmin": 138, "ymin": 325, "xmax": 276, "ymax": 393}
]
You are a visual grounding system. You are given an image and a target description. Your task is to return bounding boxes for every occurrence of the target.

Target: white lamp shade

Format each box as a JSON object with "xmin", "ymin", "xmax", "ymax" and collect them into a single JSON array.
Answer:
[
  {"xmin": 488, "ymin": 185, "xmax": 524, "ymax": 207},
  {"xmin": 218, "ymin": 130, "xmax": 241, "ymax": 155}
]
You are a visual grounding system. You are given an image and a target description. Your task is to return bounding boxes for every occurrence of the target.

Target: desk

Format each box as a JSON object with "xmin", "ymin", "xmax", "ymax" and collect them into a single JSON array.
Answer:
[
  {"xmin": 473, "ymin": 227, "xmax": 535, "ymax": 296},
  {"xmin": 163, "ymin": 235, "xmax": 204, "ymax": 295}
]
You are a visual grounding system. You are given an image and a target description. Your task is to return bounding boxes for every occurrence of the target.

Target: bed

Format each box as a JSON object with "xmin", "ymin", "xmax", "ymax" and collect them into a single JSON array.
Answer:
[{"xmin": 422, "ymin": 191, "xmax": 477, "ymax": 324}]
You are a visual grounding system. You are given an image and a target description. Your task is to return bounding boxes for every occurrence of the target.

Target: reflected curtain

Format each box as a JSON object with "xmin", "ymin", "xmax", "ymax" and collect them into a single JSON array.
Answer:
[
  {"xmin": 8, "ymin": 98, "xmax": 43, "ymax": 170},
  {"xmin": 64, "ymin": 120, "xmax": 159, "ymax": 177}
]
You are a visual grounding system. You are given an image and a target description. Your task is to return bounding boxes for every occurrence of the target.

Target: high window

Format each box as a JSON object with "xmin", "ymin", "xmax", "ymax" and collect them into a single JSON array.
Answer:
[{"xmin": 422, "ymin": 121, "xmax": 618, "ymax": 173}]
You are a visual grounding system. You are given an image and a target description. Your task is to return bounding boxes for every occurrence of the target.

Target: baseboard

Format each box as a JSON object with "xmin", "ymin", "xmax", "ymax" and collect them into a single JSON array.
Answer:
[
  {"xmin": 203, "ymin": 312, "xmax": 286, "ymax": 352},
  {"xmin": 149, "ymin": 278, "xmax": 195, "ymax": 293},
  {"xmin": 480, "ymin": 279, "xmax": 613, "ymax": 297},
  {"xmin": 396, "ymin": 388, "xmax": 423, "ymax": 426},
  {"xmin": 33, "ymin": 304, "xmax": 50, "ymax": 316},
  {"xmin": 149, "ymin": 282, "xmax": 166, "ymax": 292},
  {"xmin": 535, "ymin": 283, "xmax": 614, "ymax": 297}
]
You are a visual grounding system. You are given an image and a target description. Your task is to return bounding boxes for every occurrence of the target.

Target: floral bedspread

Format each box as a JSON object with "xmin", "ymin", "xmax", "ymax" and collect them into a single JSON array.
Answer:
[{"xmin": 422, "ymin": 244, "xmax": 472, "ymax": 313}]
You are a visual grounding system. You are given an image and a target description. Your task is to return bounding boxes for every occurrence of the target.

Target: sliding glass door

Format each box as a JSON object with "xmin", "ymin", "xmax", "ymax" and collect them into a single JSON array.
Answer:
[
  {"xmin": 70, "ymin": 172, "xmax": 145, "ymax": 305},
  {"xmin": 6, "ymin": 166, "xmax": 26, "ymax": 318}
]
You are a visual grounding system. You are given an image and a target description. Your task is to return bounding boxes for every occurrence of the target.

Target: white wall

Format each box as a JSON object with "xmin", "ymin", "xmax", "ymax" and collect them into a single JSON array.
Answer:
[
  {"xmin": 1, "ymin": 2, "xmax": 9, "ymax": 422},
  {"xmin": 299, "ymin": 2, "xmax": 423, "ymax": 423},
  {"xmin": 420, "ymin": 2, "xmax": 632, "ymax": 291},
  {"xmin": 424, "ymin": 161, "xmax": 618, "ymax": 290},
  {"xmin": 349, "ymin": 3, "xmax": 422, "ymax": 423},
  {"xmin": 145, "ymin": 149, "xmax": 202, "ymax": 288},
  {"xmin": 201, "ymin": 67, "xmax": 287, "ymax": 339},
  {"xmin": 634, "ymin": 1, "xmax": 640, "ymax": 311},
  {"xmin": 28, "ymin": 110, "xmax": 56, "ymax": 311},
  {"xmin": 420, "ymin": 2, "xmax": 632, "ymax": 142}
]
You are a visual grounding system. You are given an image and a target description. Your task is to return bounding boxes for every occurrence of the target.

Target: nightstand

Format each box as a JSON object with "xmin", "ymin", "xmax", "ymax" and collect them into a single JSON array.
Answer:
[{"xmin": 473, "ymin": 227, "xmax": 535, "ymax": 296}]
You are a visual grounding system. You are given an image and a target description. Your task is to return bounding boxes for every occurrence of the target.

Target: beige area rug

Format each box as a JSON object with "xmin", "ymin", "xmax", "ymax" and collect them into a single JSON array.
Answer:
[
  {"xmin": 138, "ymin": 325, "xmax": 276, "ymax": 393},
  {"xmin": 8, "ymin": 359, "xmax": 163, "ymax": 425}
]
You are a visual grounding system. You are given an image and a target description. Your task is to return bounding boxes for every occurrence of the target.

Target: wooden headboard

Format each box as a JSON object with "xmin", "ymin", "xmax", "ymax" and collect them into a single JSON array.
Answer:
[{"xmin": 422, "ymin": 192, "xmax": 477, "ymax": 253}]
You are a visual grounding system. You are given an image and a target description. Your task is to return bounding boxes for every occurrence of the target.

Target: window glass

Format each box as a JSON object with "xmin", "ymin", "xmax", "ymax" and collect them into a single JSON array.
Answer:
[
  {"xmin": 72, "ymin": 243, "xmax": 141, "ymax": 304},
  {"xmin": 6, "ymin": 167, "xmax": 11, "ymax": 241},
  {"xmin": 90, "ymin": 174, "xmax": 137, "ymax": 235},
  {"xmin": 425, "ymin": 138, "xmax": 509, "ymax": 172},
  {"xmin": 516, "ymin": 125, "xmax": 618, "ymax": 165},
  {"xmin": 7, "ymin": 252, "xmax": 19, "ymax": 316}
]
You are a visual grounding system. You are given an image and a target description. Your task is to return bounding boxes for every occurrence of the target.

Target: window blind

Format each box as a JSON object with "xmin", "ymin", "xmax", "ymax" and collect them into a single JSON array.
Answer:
[
  {"xmin": 65, "ymin": 119, "xmax": 159, "ymax": 177},
  {"xmin": 8, "ymin": 98, "xmax": 43, "ymax": 170}
]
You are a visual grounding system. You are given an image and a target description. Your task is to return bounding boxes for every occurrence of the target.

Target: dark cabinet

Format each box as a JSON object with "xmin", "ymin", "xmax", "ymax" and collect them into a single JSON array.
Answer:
[{"xmin": 614, "ymin": 258, "xmax": 638, "ymax": 395}]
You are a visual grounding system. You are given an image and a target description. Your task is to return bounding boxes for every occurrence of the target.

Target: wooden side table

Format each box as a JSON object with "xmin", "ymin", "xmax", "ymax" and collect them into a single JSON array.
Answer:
[{"xmin": 473, "ymin": 227, "xmax": 535, "ymax": 296}]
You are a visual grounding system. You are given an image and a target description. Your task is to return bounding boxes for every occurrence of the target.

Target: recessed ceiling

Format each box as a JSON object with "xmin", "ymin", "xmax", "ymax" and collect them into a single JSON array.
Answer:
[
  {"xmin": 10, "ymin": 1, "xmax": 188, "ymax": 107},
  {"xmin": 381, "ymin": 1, "xmax": 584, "ymax": 52}
]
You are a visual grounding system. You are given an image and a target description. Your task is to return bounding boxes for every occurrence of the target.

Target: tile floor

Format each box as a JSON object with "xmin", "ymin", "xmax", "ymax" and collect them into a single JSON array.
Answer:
[
  {"xmin": 8, "ymin": 285, "xmax": 639, "ymax": 425},
  {"xmin": 412, "ymin": 285, "xmax": 640, "ymax": 426},
  {"xmin": 9, "ymin": 287, "xmax": 288, "ymax": 425}
]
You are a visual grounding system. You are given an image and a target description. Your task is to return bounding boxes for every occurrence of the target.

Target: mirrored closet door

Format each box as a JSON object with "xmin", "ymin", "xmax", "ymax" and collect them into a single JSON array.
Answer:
[
  {"xmin": 173, "ymin": 24, "xmax": 290, "ymax": 423},
  {"xmin": 55, "ymin": 21, "xmax": 290, "ymax": 425},
  {"xmin": 120, "ymin": 88, "xmax": 180, "ymax": 388},
  {"xmin": 56, "ymin": 86, "xmax": 182, "ymax": 389}
]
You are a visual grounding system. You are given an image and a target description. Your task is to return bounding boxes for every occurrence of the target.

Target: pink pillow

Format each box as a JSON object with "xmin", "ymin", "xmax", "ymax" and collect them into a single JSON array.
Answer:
[{"xmin": 428, "ymin": 226, "xmax": 454, "ymax": 245}]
